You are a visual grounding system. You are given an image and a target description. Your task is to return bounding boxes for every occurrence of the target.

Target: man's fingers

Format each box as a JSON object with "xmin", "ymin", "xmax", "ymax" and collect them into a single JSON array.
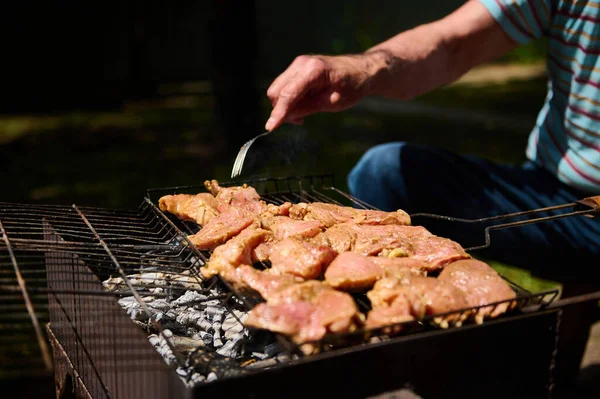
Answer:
[
  {"xmin": 265, "ymin": 56, "xmax": 328, "ymax": 131},
  {"xmin": 266, "ymin": 77, "xmax": 318, "ymax": 130}
]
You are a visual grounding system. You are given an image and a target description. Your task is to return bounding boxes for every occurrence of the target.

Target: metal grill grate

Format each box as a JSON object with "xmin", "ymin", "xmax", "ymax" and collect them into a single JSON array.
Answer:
[{"xmin": 1, "ymin": 175, "xmax": 560, "ymax": 398}]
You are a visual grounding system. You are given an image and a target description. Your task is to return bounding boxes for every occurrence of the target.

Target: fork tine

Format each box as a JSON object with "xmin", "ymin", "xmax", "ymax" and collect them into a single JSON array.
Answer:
[{"xmin": 230, "ymin": 132, "xmax": 269, "ymax": 179}]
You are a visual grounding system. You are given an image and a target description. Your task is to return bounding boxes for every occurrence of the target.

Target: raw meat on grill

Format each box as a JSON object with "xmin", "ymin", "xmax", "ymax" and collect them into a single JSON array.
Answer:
[
  {"xmin": 268, "ymin": 237, "xmax": 337, "ymax": 280},
  {"xmin": 205, "ymin": 179, "xmax": 268, "ymax": 214},
  {"xmin": 366, "ymin": 274, "xmax": 470, "ymax": 329},
  {"xmin": 200, "ymin": 227, "xmax": 272, "ymax": 280},
  {"xmin": 244, "ymin": 281, "xmax": 362, "ymax": 345},
  {"xmin": 323, "ymin": 223, "xmax": 469, "ymax": 270},
  {"xmin": 187, "ymin": 207, "xmax": 258, "ymax": 250},
  {"xmin": 158, "ymin": 193, "xmax": 220, "ymax": 227},
  {"xmin": 289, "ymin": 202, "xmax": 411, "ymax": 227},
  {"xmin": 260, "ymin": 214, "xmax": 324, "ymax": 240},
  {"xmin": 252, "ymin": 241, "xmax": 273, "ymax": 262},
  {"xmin": 235, "ymin": 265, "xmax": 303, "ymax": 301},
  {"xmin": 324, "ymin": 252, "xmax": 427, "ymax": 291},
  {"xmin": 438, "ymin": 259, "xmax": 517, "ymax": 319}
]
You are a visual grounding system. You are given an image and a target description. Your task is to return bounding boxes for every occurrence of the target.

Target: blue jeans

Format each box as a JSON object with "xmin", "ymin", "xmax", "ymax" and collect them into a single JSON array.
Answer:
[{"xmin": 347, "ymin": 142, "xmax": 600, "ymax": 283}]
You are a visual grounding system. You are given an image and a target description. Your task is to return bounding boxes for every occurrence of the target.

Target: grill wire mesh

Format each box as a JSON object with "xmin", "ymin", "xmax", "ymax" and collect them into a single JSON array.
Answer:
[{"xmin": 0, "ymin": 175, "xmax": 559, "ymax": 398}]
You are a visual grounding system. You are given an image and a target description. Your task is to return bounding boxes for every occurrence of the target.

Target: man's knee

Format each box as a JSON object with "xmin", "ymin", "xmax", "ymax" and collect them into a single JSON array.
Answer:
[
  {"xmin": 347, "ymin": 142, "xmax": 408, "ymax": 210},
  {"xmin": 348, "ymin": 143, "xmax": 405, "ymax": 187}
]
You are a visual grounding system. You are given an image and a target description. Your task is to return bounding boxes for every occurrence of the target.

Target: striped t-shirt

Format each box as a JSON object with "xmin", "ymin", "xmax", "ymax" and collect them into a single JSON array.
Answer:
[{"xmin": 479, "ymin": 0, "xmax": 600, "ymax": 194}]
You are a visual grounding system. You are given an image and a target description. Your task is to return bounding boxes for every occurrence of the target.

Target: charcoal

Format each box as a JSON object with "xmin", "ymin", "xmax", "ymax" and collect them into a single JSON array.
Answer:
[
  {"xmin": 206, "ymin": 372, "xmax": 218, "ymax": 382},
  {"xmin": 175, "ymin": 308, "xmax": 203, "ymax": 326},
  {"xmin": 222, "ymin": 315, "xmax": 245, "ymax": 340},
  {"xmin": 251, "ymin": 352, "xmax": 269, "ymax": 360},
  {"xmin": 148, "ymin": 299, "xmax": 171, "ymax": 312},
  {"xmin": 216, "ymin": 336, "xmax": 243, "ymax": 358},
  {"xmin": 204, "ymin": 299, "xmax": 221, "ymax": 307},
  {"xmin": 198, "ymin": 331, "xmax": 213, "ymax": 346},
  {"xmin": 197, "ymin": 318, "xmax": 212, "ymax": 331},
  {"xmin": 188, "ymin": 373, "xmax": 206, "ymax": 386},
  {"xmin": 148, "ymin": 330, "xmax": 177, "ymax": 366},
  {"xmin": 172, "ymin": 290, "xmax": 208, "ymax": 307},
  {"xmin": 246, "ymin": 357, "xmax": 277, "ymax": 369},
  {"xmin": 264, "ymin": 342, "xmax": 285, "ymax": 357},
  {"xmin": 213, "ymin": 337, "xmax": 224, "ymax": 348},
  {"xmin": 212, "ymin": 313, "xmax": 224, "ymax": 323},
  {"xmin": 172, "ymin": 335, "xmax": 205, "ymax": 353},
  {"xmin": 205, "ymin": 306, "xmax": 226, "ymax": 316}
]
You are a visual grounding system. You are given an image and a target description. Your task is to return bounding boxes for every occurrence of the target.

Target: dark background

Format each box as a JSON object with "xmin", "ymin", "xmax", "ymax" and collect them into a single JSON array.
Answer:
[
  {"xmin": 0, "ymin": 0, "xmax": 547, "ymax": 209},
  {"xmin": 0, "ymin": 2, "xmax": 557, "ymax": 397}
]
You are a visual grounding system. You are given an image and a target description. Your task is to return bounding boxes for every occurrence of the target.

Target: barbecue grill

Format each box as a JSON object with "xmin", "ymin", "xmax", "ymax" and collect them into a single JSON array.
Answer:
[{"xmin": 1, "ymin": 175, "xmax": 599, "ymax": 399}]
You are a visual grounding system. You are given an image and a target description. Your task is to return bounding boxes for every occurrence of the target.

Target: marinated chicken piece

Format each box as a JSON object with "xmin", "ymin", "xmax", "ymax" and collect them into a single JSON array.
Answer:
[
  {"xmin": 158, "ymin": 193, "xmax": 219, "ymax": 227},
  {"xmin": 200, "ymin": 227, "xmax": 272, "ymax": 279},
  {"xmin": 323, "ymin": 223, "xmax": 429, "ymax": 255},
  {"xmin": 235, "ymin": 265, "xmax": 302, "ymax": 301},
  {"xmin": 324, "ymin": 223, "xmax": 468, "ymax": 270},
  {"xmin": 324, "ymin": 252, "xmax": 427, "ymax": 291},
  {"xmin": 252, "ymin": 241, "xmax": 273, "ymax": 263},
  {"xmin": 187, "ymin": 208, "xmax": 258, "ymax": 251},
  {"xmin": 265, "ymin": 202, "xmax": 292, "ymax": 216},
  {"xmin": 438, "ymin": 259, "xmax": 517, "ymax": 319},
  {"xmin": 366, "ymin": 274, "xmax": 470, "ymax": 329},
  {"xmin": 365, "ymin": 293, "xmax": 414, "ymax": 330},
  {"xmin": 260, "ymin": 214, "xmax": 325, "ymax": 240},
  {"xmin": 245, "ymin": 281, "xmax": 362, "ymax": 345},
  {"xmin": 204, "ymin": 179, "xmax": 267, "ymax": 214},
  {"xmin": 269, "ymin": 237, "xmax": 337, "ymax": 279},
  {"xmin": 289, "ymin": 202, "xmax": 411, "ymax": 227},
  {"xmin": 406, "ymin": 236, "xmax": 471, "ymax": 269}
]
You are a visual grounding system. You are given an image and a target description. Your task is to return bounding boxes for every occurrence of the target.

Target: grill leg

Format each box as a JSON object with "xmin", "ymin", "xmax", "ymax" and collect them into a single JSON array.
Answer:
[{"xmin": 552, "ymin": 283, "xmax": 600, "ymax": 398}]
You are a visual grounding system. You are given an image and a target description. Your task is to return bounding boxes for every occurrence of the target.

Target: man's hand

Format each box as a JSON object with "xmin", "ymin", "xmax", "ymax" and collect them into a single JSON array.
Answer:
[
  {"xmin": 265, "ymin": 53, "xmax": 390, "ymax": 131},
  {"xmin": 265, "ymin": 0, "xmax": 518, "ymax": 132}
]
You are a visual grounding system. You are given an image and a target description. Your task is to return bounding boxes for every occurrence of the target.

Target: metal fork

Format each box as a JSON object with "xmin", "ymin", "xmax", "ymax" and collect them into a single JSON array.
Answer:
[{"xmin": 230, "ymin": 131, "xmax": 270, "ymax": 178}]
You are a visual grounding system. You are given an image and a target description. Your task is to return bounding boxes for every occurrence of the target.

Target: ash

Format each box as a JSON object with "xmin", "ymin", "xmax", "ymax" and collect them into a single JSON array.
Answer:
[{"xmin": 104, "ymin": 272, "xmax": 294, "ymax": 388}]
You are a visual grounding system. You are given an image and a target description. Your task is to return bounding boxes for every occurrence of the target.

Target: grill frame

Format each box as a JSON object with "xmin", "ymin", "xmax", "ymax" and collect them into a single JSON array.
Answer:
[{"xmin": 1, "ymin": 174, "xmax": 563, "ymax": 398}]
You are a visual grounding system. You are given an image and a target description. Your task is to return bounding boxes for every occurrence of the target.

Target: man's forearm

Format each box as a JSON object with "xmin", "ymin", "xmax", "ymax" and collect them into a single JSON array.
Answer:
[{"xmin": 361, "ymin": 1, "xmax": 518, "ymax": 101}]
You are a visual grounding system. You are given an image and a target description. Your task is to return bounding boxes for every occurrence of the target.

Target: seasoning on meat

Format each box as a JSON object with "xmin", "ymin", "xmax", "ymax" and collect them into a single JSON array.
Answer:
[
  {"xmin": 244, "ymin": 281, "xmax": 362, "ymax": 347},
  {"xmin": 438, "ymin": 259, "xmax": 517, "ymax": 320},
  {"xmin": 158, "ymin": 193, "xmax": 220, "ymax": 227},
  {"xmin": 204, "ymin": 179, "xmax": 267, "ymax": 214},
  {"xmin": 324, "ymin": 223, "xmax": 469, "ymax": 270},
  {"xmin": 366, "ymin": 274, "xmax": 470, "ymax": 330},
  {"xmin": 200, "ymin": 227, "xmax": 272, "ymax": 279},
  {"xmin": 269, "ymin": 237, "xmax": 337, "ymax": 280},
  {"xmin": 324, "ymin": 252, "xmax": 427, "ymax": 291},
  {"xmin": 235, "ymin": 265, "xmax": 302, "ymax": 301},
  {"xmin": 260, "ymin": 214, "xmax": 325, "ymax": 240},
  {"xmin": 289, "ymin": 202, "xmax": 411, "ymax": 227},
  {"xmin": 187, "ymin": 207, "xmax": 258, "ymax": 251}
]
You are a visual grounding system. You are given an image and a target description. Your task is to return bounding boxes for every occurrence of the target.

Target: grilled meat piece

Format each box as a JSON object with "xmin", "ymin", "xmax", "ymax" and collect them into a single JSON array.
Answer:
[
  {"xmin": 205, "ymin": 179, "xmax": 267, "ymax": 214},
  {"xmin": 252, "ymin": 241, "xmax": 273, "ymax": 262},
  {"xmin": 158, "ymin": 193, "xmax": 219, "ymax": 227},
  {"xmin": 324, "ymin": 252, "xmax": 427, "ymax": 291},
  {"xmin": 289, "ymin": 202, "xmax": 411, "ymax": 227},
  {"xmin": 187, "ymin": 207, "xmax": 258, "ymax": 251},
  {"xmin": 235, "ymin": 265, "xmax": 302, "ymax": 301},
  {"xmin": 323, "ymin": 223, "xmax": 469, "ymax": 270},
  {"xmin": 269, "ymin": 237, "xmax": 337, "ymax": 280},
  {"xmin": 245, "ymin": 281, "xmax": 362, "ymax": 344},
  {"xmin": 200, "ymin": 227, "xmax": 272, "ymax": 280},
  {"xmin": 366, "ymin": 274, "xmax": 470, "ymax": 329},
  {"xmin": 438, "ymin": 259, "xmax": 517, "ymax": 319},
  {"xmin": 260, "ymin": 214, "xmax": 324, "ymax": 240}
]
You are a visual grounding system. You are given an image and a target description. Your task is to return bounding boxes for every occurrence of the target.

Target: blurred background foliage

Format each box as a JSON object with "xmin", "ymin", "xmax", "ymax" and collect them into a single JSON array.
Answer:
[{"xmin": 0, "ymin": 1, "xmax": 554, "ymax": 291}]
